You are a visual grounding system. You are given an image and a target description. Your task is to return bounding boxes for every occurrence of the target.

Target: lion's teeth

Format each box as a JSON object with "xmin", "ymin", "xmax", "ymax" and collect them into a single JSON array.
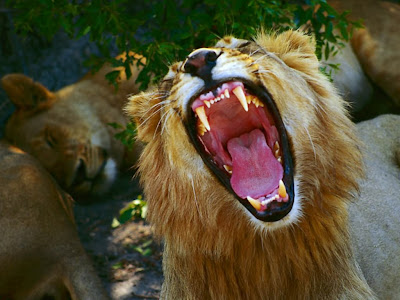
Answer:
[
  {"xmin": 224, "ymin": 89, "xmax": 230, "ymax": 98},
  {"xmin": 204, "ymin": 100, "xmax": 211, "ymax": 108},
  {"xmin": 278, "ymin": 180, "xmax": 287, "ymax": 198},
  {"xmin": 195, "ymin": 106, "xmax": 210, "ymax": 131},
  {"xmin": 253, "ymin": 97, "xmax": 264, "ymax": 107},
  {"xmin": 247, "ymin": 196, "xmax": 261, "ymax": 211},
  {"xmin": 223, "ymin": 165, "xmax": 232, "ymax": 174},
  {"xmin": 274, "ymin": 141, "xmax": 280, "ymax": 158},
  {"xmin": 273, "ymin": 141, "xmax": 280, "ymax": 151},
  {"xmin": 197, "ymin": 122, "xmax": 207, "ymax": 136},
  {"xmin": 233, "ymin": 86, "xmax": 248, "ymax": 112}
]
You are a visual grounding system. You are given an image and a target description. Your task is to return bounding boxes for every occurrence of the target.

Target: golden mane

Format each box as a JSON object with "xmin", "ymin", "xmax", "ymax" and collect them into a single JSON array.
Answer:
[{"xmin": 126, "ymin": 30, "xmax": 374, "ymax": 299}]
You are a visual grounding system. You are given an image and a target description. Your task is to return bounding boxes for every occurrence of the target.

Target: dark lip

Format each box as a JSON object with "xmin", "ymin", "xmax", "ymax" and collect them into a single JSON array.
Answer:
[{"xmin": 184, "ymin": 78, "xmax": 294, "ymax": 222}]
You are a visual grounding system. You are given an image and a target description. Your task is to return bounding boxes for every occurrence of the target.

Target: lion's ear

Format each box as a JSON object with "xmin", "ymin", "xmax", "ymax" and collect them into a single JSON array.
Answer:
[
  {"xmin": 1, "ymin": 74, "xmax": 56, "ymax": 111},
  {"xmin": 125, "ymin": 89, "xmax": 161, "ymax": 143}
]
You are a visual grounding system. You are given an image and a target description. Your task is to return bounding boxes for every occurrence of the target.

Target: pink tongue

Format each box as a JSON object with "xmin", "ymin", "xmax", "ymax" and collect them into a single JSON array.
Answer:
[{"xmin": 227, "ymin": 129, "xmax": 283, "ymax": 199}]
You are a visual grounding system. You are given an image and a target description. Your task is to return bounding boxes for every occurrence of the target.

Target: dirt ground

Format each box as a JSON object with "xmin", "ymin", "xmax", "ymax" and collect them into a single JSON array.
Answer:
[{"xmin": 73, "ymin": 174, "xmax": 163, "ymax": 300}]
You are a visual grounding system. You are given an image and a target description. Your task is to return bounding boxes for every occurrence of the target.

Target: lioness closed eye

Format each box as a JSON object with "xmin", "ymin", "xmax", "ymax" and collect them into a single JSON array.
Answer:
[{"xmin": 127, "ymin": 30, "xmax": 387, "ymax": 299}]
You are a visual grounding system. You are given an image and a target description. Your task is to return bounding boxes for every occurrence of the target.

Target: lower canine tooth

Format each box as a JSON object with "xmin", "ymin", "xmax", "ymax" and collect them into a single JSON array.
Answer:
[
  {"xmin": 247, "ymin": 196, "xmax": 261, "ymax": 211},
  {"xmin": 278, "ymin": 180, "xmax": 287, "ymax": 198},
  {"xmin": 195, "ymin": 106, "xmax": 210, "ymax": 131},
  {"xmin": 223, "ymin": 165, "xmax": 232, "ymax": 174},
  {"xmin": 233, "ymin": 86, "xmax": 248, "ymax": 112}
]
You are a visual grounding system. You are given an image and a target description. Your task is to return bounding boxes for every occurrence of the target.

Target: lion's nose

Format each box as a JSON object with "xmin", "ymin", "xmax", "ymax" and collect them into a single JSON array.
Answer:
[{"xmin": 182, "ymin": 48, "xmax": 219, "ymax": 81}]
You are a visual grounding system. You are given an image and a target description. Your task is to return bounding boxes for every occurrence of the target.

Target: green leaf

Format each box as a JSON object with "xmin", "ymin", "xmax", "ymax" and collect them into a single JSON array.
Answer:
[
  {"xmin": 111, "ymin": 217, "xmax": 121, "ymax": 228},
  {"xmin": 112, "ymin": 261, "xmax": 124, "ymax": 269}
]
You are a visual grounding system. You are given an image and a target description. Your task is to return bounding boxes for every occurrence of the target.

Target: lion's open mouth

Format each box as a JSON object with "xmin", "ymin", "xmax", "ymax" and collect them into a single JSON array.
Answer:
[{"xmin": 186, "ymin": 80, "xmax": 294, "ymax": 222}]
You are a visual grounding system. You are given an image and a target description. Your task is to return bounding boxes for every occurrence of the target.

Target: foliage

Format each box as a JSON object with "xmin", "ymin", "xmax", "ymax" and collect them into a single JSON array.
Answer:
[
  {"xmin": 132, "ymin": 239, "xmax": 153, "ymax": 257},
  {"xmin": 111, "ymin": 195, "xmax": 148, "ymax": 228},
  {"xmin": 7, "ymin": 0, "xmax": 362, "ymax": 91},
  {"xmin": 108, "ymin": 121, "xmax": 137, "ymax": 150}
]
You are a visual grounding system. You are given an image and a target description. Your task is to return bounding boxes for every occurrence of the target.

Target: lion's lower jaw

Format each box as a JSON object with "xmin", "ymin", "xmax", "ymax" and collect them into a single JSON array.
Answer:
[{"xmin": 247, "ymin": 176, "xmax": 303, "ymax": 232}]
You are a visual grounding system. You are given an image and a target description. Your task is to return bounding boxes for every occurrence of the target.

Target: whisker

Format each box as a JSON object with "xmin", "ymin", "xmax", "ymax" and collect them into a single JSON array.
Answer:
[
  {"xmin": 249, "ymin": 48, "xmax": 262, "ymax": 57},
  {"xmin": 304, "ymin": 126, "xmax": 316, "ymax": 161},
  {"xmin": 137, "ymin": 105, "xmax": 165, "ymax": 130},
  {"xmin": 251, "ymin": 54, "xmax": 268, "ymax": 65},
  {"xmin": 190, "ymin": 175, "xmax": 203, "ymax": 220},
  {"xmin": 161, "ymin": 108, "xmax": 175, "ymax": 136}
]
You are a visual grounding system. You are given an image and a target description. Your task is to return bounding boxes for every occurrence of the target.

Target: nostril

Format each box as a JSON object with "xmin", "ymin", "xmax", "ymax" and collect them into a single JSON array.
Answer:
[
  {"xmin": 182, "ymin": 49, "xmax": 219, "ymax": 80},
  {"xmin": 183, "ymin": 60, "xmax": 197, "ymax": 75},
  {"xmin": 205, "ymin": 50, "xmax": 218, "ymax": 62}
]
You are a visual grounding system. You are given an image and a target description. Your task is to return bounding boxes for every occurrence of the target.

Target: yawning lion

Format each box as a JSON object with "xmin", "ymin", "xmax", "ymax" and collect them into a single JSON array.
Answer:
[{"xmin": 127, "ymin": 30, "xmax": 387, "ymax": 299}]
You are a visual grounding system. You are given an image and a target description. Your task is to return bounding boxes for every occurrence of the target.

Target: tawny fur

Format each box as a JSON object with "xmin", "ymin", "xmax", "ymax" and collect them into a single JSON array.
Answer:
[
  {"xmin": 0, "ymin": 141, "xmax": 108, "ymax": 300},
  {"xmin": 330, "ymin": 0, "xmax": 400, "ymax": 106},
  {"xmin": 126, "ymin": 31, "xmax": 375, "ymax": 299},
  {"xmin": 1, "ymin": 52, "xmax": 143, "ymax": 197}
]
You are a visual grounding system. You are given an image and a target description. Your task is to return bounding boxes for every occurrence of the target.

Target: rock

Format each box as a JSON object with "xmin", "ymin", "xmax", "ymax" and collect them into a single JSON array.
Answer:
[
  {"xmin": 323, "ymin": 41, "xmax": 373, "ymax": 113},
  {"xmin": 350, "ymin": 114, "xmax": 400, "ymax": 299}
]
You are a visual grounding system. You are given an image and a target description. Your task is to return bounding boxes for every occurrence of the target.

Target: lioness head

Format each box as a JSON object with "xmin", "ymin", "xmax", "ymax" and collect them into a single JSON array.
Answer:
[
  {"xmin": 2, "ymin": 72, "xmax": 131, "ymax": 199},
  {"xmin": 127, "ymin": 30, "xmax": 361, "ymax": 232}
]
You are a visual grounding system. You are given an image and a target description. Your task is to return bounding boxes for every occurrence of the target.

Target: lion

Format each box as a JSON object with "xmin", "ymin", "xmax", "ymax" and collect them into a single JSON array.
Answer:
[
  {"xmin": 126, "ymin": 30, "xmax": 399, "ymax": 299},
  {"xmin": 1, "ymin": 52, "xmax": 143, "ymax": 200},
  {"xmin": 328, "ymin": 0, "xmax": 400, "ymax": 107},
  {"xmin": 0, "ymin": 141, "xmax": 108, "ymax": 300}
]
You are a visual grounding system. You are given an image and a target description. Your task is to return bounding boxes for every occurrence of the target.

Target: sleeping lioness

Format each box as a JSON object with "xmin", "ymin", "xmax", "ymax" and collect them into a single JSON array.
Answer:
[
  {"xmin": 127, "ymin": 30, "xmax": 399, "ymax": 299},
  {"xmin": 0, "ymin": 141, "xmax": 108, "ymax": 299},
  {"xmin": 1, "ymin": 53, "xmax": 143, "ymax": 199}
]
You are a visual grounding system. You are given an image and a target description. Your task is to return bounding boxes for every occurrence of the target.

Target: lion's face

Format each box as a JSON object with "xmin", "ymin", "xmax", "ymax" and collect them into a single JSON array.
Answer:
[
  {"xmin": 2, "ymin": 74, "xmax": 126, "ymax": 199},
  {"xmin": 128, "ymin": 31, "xmax": 360, "ymax": 231}
]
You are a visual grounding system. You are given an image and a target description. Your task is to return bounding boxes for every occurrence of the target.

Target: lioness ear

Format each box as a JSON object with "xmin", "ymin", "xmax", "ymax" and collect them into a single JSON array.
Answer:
[
  {"xmin": 1, "ymin": 74, "xmax": 56, "ymax": 111},
  {"xmin": 125, "ymin": 89, "xmax": 161, "ymax": 143}
]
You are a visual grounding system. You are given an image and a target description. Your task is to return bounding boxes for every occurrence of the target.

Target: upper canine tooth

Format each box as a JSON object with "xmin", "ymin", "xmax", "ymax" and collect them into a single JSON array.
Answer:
[
  {"xmin": 233, "ymin": 86, "xmax": 248, "ymax": 112},
  {"xmin": 224, "ymin": 89, "xmax": 230, "ymax": 98},
  {"xmin": 278, "ymin": 180, "xmax": 287, "ymax": 198},
  {"xmin": 195, "ymin": 106, "xmax": 210, "ymax": 131},
  {"xmin": 204, "ymin": 100, "xmax": 211, "ymax": 108},
  {"xmin": 247, "ymin": 196, "xmax": 261, "ymax": 211}
]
